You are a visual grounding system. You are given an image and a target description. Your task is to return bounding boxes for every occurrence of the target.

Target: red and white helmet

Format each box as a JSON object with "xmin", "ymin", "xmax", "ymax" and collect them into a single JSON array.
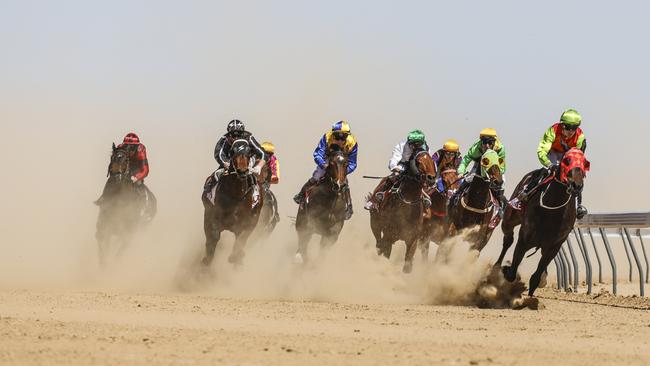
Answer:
[{"xmin": 123, "ymin": 132, "xmax": 140, "ymax": 144}]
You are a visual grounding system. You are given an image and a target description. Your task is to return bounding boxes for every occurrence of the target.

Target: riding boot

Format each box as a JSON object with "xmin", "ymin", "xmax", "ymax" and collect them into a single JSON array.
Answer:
[
  {"xmin": 576, "ymin": 191, "xmax": 588, "ymax": 220},
  {"xmin": 509, "ymin": 166, "xmax": 551, "ymax": 210},
  {"xmin": 364, "ymin": 175, "xmax": 393, "ymax": 210},
  {"xmin": 142, "ymin": 184, "xmax": 157, "ymax": 221},
  {"xmin": 271, "ymin": 192, "xmax": 280, "ymax": 224},
  {"xmin": 294, "ymin": 178, "xmax": 316, "ymax": 204}
]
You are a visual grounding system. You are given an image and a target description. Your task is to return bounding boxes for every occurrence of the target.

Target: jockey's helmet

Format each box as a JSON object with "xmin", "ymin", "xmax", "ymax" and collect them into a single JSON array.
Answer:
[
  {"xmin": 560, "ymin": 109, "xmax": 581, "ymax": 127},
  {"xmin": 123, "ymin": 132, "xmax": 140, "ymax": 144},
  {"xmin": 227, "ymin": 119, "xmax": 246, "ymax": 133},
  {"xmin": 261, "ymin": 141, "xmax": 275, "ymax": 154},
  {"xmin": 443, "ymin": 139, "xmax": 460, "ymax": 153}
]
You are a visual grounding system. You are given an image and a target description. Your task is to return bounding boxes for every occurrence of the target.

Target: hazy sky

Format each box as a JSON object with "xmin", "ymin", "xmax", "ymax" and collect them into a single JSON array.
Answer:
[{"xmin": 2, "ymin": 0, "xmax": 649, "ymax": 221}]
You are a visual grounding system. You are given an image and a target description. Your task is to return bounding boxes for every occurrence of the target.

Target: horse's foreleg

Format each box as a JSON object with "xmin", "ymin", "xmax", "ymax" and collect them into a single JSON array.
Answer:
[
  {"xmin": 229, "ymin": 230, "xmax": 252, "ymax": 265},
  {"xmin": 528, "ymin": 244, "xmax": 560, "ymax": 296},
  {"xmin": 503, "ymin": 234, "xmax": 528, "ymax": 282},
  {"xmin": 202, "ymin": 211, "xmax": 220, "ymax": 266},
  {"xmin": 295, "ymin": 229, "xmax": 312, "ymax": 263},
  {"xmin": 404, "ymin": 237, "xmax": 418, "ymax": 273}
]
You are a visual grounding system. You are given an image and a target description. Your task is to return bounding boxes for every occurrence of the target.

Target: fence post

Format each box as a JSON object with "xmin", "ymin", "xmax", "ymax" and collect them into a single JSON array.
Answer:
[
  {"xmin": 566, "ymin": 238, "xmax": 580, "ymax": 292},
  {"xmin": 553, "ymin": 256, "xmax": 563, "ymax": 289},
  {"xmin": 598, "ymin": 228, "xmax": 617, "ymax": 296},
  {"xmin": 623, "ymin": 228, "xmax": 645, "ymax": 297},
  {"xmin": 587, "ymin": 228, "xmax": 603, "ymax": 283},
  {"xmin": 619, "ymin": 229, "xmax": 634, "ymax": 282},
  {"xmin": 559, "ymin": 247, "xmax": 571, "ymax": 291},
  {"xmin": 636, "ymin": 229, "xmax": 649, "ymax": 284},
  {"xmin": 575, "ymin": 229, "xmax": 592, "ymax": 294}
]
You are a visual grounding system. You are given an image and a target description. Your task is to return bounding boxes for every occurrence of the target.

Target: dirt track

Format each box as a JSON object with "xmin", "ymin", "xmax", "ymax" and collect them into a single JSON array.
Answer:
[{"xmin": 1, "ymin": 289, "xmax": 649, "ymax": 366}]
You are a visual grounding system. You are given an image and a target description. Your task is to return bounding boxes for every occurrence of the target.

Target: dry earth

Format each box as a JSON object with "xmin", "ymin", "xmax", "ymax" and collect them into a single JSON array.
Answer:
[{"xmin": 1, "ymin": 288, "xmax": 649, "ymax": 366}]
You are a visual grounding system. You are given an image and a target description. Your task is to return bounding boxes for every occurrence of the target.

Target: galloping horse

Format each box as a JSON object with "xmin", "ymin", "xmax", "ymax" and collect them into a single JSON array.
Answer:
[
  {"xmin": 96, "ymin": 144, "xmax": 146, "ymax": 264},
  {"xmin": 256, "ymin": 163, "xmax": 280, "ymax": 235},
  {"xmin": 202, "ymin": 139, "xmax": 263, "ymax": 266},
  {"xmin": 419, "ymin": 167, "xmax": 460, "ymax": 259},
  {"xmin": 370, "ymin": 150, "xmax": 436, "ymax": 273},
  {"xmin": 446, "ymin": 149, "xmax": 503, "ymax": 251},
  {"xmin": 294, "ymin": 145, "xmax": 349, "ymax": 263},
  {"xmin": 499, "ymin": 148, "xmax": 589, "ymax": 296}
]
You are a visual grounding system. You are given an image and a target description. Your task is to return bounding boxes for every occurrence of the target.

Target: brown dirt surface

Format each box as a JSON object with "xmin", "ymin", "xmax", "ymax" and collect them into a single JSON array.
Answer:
[{"xmin": 1, "ymin": 289, "xmax": 649, "ymax": 366}]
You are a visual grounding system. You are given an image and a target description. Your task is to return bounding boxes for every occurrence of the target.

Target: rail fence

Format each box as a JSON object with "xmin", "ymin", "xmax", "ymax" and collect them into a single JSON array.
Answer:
[{"xmin": 552, "ymin": 212, "xmax": 650, "ymax": 296}]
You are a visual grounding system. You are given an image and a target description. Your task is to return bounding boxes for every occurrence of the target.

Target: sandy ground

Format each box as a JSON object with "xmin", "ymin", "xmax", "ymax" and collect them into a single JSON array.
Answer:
[{"xmin": 1, "ymin": 288, "xmax": 649, "ymax": 366}]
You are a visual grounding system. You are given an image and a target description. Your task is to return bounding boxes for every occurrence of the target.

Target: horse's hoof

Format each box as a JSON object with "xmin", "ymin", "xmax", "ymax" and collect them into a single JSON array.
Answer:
[
  {"xmin": 502, "ymin": 266, "xmax": 516, "ymax": 282},
  {"xmin": 293, "ymin": 253, "xmax": 304, "ymax": 265},
  {"xmin": 228, "ymin": 253, "xmax": 243, "ymax": 265},
  {"xmin": 403, "ymin": 262, "xmax": 413, "ymax": 273}
]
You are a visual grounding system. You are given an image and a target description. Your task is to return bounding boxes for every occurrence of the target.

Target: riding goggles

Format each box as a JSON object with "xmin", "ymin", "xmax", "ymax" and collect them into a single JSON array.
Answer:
[
  {"xmin": 480, "ymin": 137, "xmax": 496, "ymax": 145},
  {"xmin": 562, "ymin": 123, "xmax": 578, "ymax": 131},
  {"xmin": 333, "ymin": 132, "xmax": 348, "ymax": 141}
]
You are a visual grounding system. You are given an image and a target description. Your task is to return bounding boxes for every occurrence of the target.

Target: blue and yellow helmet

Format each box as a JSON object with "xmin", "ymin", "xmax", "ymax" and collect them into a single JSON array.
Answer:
[{"xmin": 331, "ymin": 120, "xmax": 351, "ymax": 134}]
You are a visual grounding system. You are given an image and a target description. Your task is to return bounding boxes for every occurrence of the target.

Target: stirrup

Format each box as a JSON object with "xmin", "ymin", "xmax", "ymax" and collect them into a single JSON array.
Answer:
[
  {"xmin": 375, "ymin": 192, "xmax": 385, "ymax": 202},
  {"xmin": 508, "ymin": 197, "xmax": 524, "ymax": 210},
  {"xmin": 576, "ymin": 205, "xmax": 588, "ymax": 220},
  {"xmin": 293, "ymin": 194, "xmax": 302, "ymax": 204}
]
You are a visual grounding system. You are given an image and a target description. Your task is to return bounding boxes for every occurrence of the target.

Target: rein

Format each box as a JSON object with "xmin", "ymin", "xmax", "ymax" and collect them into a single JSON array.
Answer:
[{"xmin": 539, "ymin": 178, "xmax": 574, "ymax": 210}]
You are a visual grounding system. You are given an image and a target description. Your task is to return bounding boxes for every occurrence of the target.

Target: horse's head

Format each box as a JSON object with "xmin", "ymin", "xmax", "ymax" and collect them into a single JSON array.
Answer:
[
  {"xmin": 230, "ymin": 139, "xmax": 251, "ymax": 176},
  {"xmin": 108, "ymin": 143, "xmax": 130, "ymax": 177},
  {"xmin": 560, "ymin": 148, "xmax": 590, "ymax": 193},
  {"xmin": 440, "ymin": 168, "xmax": 460, "ymax": 191},
  {"xmin": 480, "ymin": 149, "xmax": 504, "ymax": 187},
  {"xmin": 408, "ymin": 150, "xmax": 436, "ymax": 187},
  {"xmin": 326, "ymin": 144, "xmax": 349, "ymax": 192}
]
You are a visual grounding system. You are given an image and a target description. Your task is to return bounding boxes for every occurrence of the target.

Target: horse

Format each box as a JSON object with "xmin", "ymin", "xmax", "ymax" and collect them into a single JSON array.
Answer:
[
  {"xmin": 419, "ymin": 167, "xmax": 460, "ymax": 260},
  {"xmin": 446, "ymin": 149, "xmax": 503, "ymax": 252},
  {"xmin": 294, "ymin": 145, "xmax": 349, "ymax": 264},
  {"xmin": 256, "ymin": 163, "xmax": 280, "ymax": 235},
  {"xmin": 370, "ymin": 150, "xmax": 436, "ymax": 273},
  {"xmin": 95, "ymin": 144, "xmax": 146, "ymax": 264},
  {"xmin": 498, "ymin": 148, "xmax": 589, "ymax": 296},
  {"xmin": 201, "ymin": 139, "xmax": 264, "ymax": 266}
]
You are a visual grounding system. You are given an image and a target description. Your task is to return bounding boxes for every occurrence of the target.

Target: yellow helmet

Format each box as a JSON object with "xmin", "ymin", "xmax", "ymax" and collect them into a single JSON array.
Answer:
[
  {"xmin": 443, "ymin": 139, "xmax": 460, "ymax": 152},
  {"xmin": 479, "ymin": 128, "xmax": 498, "ymax": 138},
  {"xmin": 261, "ymin": 141, "xmax": 275, "ymax": 154}
]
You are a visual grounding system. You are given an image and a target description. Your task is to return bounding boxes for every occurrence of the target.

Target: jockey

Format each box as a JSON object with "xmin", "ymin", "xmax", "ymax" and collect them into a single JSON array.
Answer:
[
  {"xmin": 509, "ymin": 109, "xmax": 588, "ymax": 218},
  {"xmin": 455, "ymin": 128, "xmax": 507, "ymax": 217},
  {"xmin": 212, "ymin": 119, "xmax": 266, "ymax": 181},
  {"xmin": 431, "ymin": 139, "xmax": 462, "ymax": 192},
  {"xmin": 293, "ymin": 120, "xmax": 358, "ymax": 220},
  {"xmin": 95, "ymin": 132, "xmax": 156, "ymax": 220},
  {"xmin": 364, "ymin": 129, "xmax": 433, "ymax": 210},
  {"xmin": 261, "ymin": 141, "xmax": 280, "ymax": 225},
  {"xmin": 261, "ymin": 141, "xmax": 280, "ymax": 185}
]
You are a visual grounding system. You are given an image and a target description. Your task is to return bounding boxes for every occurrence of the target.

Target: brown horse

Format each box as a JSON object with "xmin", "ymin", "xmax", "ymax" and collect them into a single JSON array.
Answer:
[
  {"xmin": 294, "ymin": 145, "xmax": 350, "ymax": 263},
  {"xmin": 499, "ymin": 148, "xmax": 589, "ymax": 296},
  {"xmin": 370, "ymin": 150, "xmax": 436, "ymax": 273},
  {"xmin": 419, "ymin": 167, "xmax": 460, "ymax": 260},
  {"xmin": 201, "ymin": 139, "xmax": 263, "ymax": 266},
  {"xmin": 446, "ymin": 149, "xmax": 503, "ymax": 251}
]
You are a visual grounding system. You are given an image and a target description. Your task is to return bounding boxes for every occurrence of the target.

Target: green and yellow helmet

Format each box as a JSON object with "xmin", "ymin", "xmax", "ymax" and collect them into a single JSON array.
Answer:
[
  {"xmin": 560, "ymin": 109, "xmax": 582, "ymax": 126},
  {"xmin": 407, "ymin": 130, "xmax": 426, "ymax": 144}
]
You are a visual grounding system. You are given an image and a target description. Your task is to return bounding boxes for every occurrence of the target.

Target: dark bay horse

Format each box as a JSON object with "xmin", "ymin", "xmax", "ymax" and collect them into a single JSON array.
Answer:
[
  {"xmin": 294, "ymin": 146, "xmax": 349, "ymax": 264},
  {"xmin": 420, "ymin": 167, "xmax": 460, "ymax": 260},
  {"xmin": 446, "ymin": 150, "xmax": 503, "ymax": 251},
  {"xmin": 499, "ymin": 148, "xmax": 589, "ymax": 296},
  {"xmin": 370, "ymin": 150, "xmax": 436, "ymax": 273},
  {"xmin": 202, "ymin": 139, "xmax": 263, "ymax": 266},
  {"xmin": 95, "ymin": 144, "xmax": 144, "ymax": 264}
]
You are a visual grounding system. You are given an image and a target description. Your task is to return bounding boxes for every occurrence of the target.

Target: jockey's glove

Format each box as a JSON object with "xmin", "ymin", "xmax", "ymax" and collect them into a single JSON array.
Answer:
[
  {"xmin": 251, "ymin": 166, "xmax": 262, "ymax": 175},
  {"xmin": 130, "ymin": 176, "xmax": 139, "ymax": 183}
]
